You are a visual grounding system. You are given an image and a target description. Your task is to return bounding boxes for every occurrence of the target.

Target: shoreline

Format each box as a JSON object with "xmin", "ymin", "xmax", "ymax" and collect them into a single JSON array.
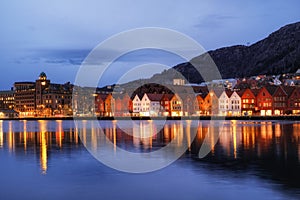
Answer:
[{"xmin": 1, "ymin": 115, "xmax": 300, "ymax": 121}]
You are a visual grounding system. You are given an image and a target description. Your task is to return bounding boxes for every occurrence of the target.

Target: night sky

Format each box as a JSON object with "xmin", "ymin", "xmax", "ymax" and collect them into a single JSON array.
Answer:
[{"xmin": 1, "ymin": 0, "xmax": 300, "ymax": 89}]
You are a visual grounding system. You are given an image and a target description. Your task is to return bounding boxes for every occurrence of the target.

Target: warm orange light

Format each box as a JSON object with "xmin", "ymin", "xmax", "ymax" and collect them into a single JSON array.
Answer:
[
  {"xmin": 40, "ymin": 132, "xmax": 48, "ymax": 174},
  {"xmin": 0, "ymin": 120, "xmax": 3, "ymax": 148}
]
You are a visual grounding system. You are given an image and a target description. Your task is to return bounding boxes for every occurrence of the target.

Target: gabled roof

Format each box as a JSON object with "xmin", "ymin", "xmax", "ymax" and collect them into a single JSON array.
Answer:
[
  {"xmin": 236, "ymin": 89, "xmax": 246, "ymax": 97},
  {"xmin": 112, "ymin": 93, "xmax": 130, "ymax": 100},
  {"xmin": 146, "ymin": 93, "xmax": 164, "ymax": 101},
  {"xmin": 251, "ymin": 88, "xmax": 260, "ymax": 96},
  {"xmin": 192, "ymin": 86, "xmax": 209, "ymax": 94},
  {"xmin": 225, "ymin": 90, "xmax": 233, "ymax": 98},
  {"xmin": 273, "ymin": 85, "xmax": 287, "ymax": 96},
  {"xmin": 282, "ymin": 86, "xmax": 296, "ymax": 97},
  {"xmin": 212, "ymin": 89, "xmax": 224, "ymax": 98},
  {"xmin": 131, "ymin": 93, "xmax": 143, "ymax": 100},
  {"xmin": 197, "ymin": 92, "xmax": 208, "ymax": 99},
  {"xmin": 97, "ymin": 94, "xmax": 108, "ymax": 101},
  {"xmin": 162, "ymin": 94, "xmax": 174, "ymax": 101},
  {"xmin": 264, "ymin": 85, "xmax": 278, "ymax": 96}
]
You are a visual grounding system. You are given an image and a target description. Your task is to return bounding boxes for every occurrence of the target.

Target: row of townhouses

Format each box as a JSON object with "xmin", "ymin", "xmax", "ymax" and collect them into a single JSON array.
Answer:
[
  {"xmin": 0, "ymin": 72, "xmax": 300, "ymax": 118},
  {"xmin": 91, "ymin": 85, "xmax": 300, "ymax": 117}
]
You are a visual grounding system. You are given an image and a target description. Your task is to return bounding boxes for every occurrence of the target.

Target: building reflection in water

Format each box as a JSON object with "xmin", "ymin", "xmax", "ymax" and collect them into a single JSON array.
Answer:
[
  {"xmin": 0, "ymin": 120, "xmax": 299, "ymax": 174},
  {"xmin": 0, "ymin": 120, "xmax": 3, "ymax": 148},
  {"xmin": 39, "ymin": 120, "xmax": 48, "ymax": 174}
]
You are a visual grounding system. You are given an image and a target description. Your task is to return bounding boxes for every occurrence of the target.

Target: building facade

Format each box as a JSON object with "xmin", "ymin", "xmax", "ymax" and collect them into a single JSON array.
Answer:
[
  {"xmin": 0, "ymin": 90, "xmax": 14, "ymax": 110},
  {"xmin": 14, "ymin": 72, "xmax": 73, "ymax": 117}
]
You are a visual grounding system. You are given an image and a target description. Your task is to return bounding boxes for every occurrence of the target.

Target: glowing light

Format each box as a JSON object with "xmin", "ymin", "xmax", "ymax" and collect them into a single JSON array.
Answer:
[
  {"xmin": 186, "ymin": 120, "xmax": 191, "ymax": 151},
  {"xmin": 113, "ymin": 121, "xmax": 117, "ymax": 153},
  {"xmin": 40, "ymin": 132, "xmax": 48, "ymax": 174},
  {"xmin": 23, "ymin": 120, "xmax": 27, "ymax": 151},
  {"xmin": 0, "ymin": 120, "xmax": 3, "ymax": 148},
  {"xmin": 8, "ymin": 121, "xmax": 14, "ymax": 152},
  {"xmin": 232, "ymin": 124, "xmax": 237, "ymax": 159},
  {"xmin": 56, "ymin": 120, "xmax": 63, "ymax": 148}
]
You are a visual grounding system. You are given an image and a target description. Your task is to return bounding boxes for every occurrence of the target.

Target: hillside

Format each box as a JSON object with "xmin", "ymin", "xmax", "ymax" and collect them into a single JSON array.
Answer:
[{"xmin": 153, "ymin": 21, "xmax": 300, "ymax": 84}]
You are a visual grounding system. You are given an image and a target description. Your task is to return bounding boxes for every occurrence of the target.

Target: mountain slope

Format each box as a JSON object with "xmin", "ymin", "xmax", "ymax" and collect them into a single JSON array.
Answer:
[{"xmin": 170, "ymin": 21, "xmax": 300, "ymax": 83}]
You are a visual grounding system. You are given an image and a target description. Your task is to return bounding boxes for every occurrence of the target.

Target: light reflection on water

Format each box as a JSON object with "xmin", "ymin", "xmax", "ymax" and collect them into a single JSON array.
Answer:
[{"xmin": 0, "ymin": 120, "xmax": 299, "ymax": 200}]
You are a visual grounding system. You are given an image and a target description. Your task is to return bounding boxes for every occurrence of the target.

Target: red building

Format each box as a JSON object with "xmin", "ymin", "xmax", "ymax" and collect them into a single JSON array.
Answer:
[
  {"xmin": 256, "ymin": 86, "xmax": 274, "ymax": 116},
  {"xmin": 240, "ymin": 89, "xmax": 256, "ymax": 116},
  {"xmin": 272, "ymin": 86, "xmax": 288, "ymax": 115},
  {"xmin": 181, "ymin": 93, "xmax": 197, "ymax": 116},
  {"xmin": 195, "ymin": 94, "xmax": 205, "ymax": 115},
  {"xmin": 286, "ymin": 87, "xmax": 300, "ymax": 114},
  {"xmin": 160, "ymin": 94, "xmax": 174, "ymax": 116},
  {"xmin": 95, "ymin": 94, "xmax": 107, "ymax": 116},
  {"xmin": 114, "ymin": 93, "xmax": 132, "ymax": 116}
]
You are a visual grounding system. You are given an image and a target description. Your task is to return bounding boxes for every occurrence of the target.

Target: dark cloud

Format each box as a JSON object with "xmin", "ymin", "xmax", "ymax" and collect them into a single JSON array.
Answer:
[{"xmin": 194, "ymin": 14, "xmax": 238, "ymax": 30}]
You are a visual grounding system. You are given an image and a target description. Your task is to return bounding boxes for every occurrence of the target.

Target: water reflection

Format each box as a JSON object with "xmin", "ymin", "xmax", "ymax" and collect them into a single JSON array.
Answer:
[
  {"xmin": 0, "ymin": 120, "xmax": 299, "ymax": 188},
  {"xmin": 0, "ymin": 120, "xmax": 80, "ymax": 175},
  {"xmin": 0, "ymin": 120, "xmax": 3, "ymax": 148}
]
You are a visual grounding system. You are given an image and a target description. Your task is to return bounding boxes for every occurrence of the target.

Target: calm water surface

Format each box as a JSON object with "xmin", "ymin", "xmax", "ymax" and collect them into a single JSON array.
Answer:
[{"xmin": 0, "ymin": 119, "xmax": 299, "ymax": 200}]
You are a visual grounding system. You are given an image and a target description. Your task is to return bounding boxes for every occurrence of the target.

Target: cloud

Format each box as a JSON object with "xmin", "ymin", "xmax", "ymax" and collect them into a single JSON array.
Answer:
[{"xmin": 194, "ymin": 14, "xmax": 238, "ymax": 31}]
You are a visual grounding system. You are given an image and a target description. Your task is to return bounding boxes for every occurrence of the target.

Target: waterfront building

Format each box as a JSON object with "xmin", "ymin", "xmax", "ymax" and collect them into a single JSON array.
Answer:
[
  {"xmin": 286, "ymin": 87, "xmax": 300, "ymax": 114},
  {"xmin": 94, "ymin": 93, "xmax": 115, "ymax": 117},
  {"xmin": 14, "ymin": 72, "xmax": 73, "ymax": 117},
  {"xmin": 272, "ymin": 86, "xmax": 288, "ymax": 115},
  {"xmin": 139, "ymin": 93, "xmax": 151, "ymax": 116},
  {"xmin": 256, "ymin": 86, "xmax": 275, "ymax": 116},
  {"xmin": 0, "ymin": 90, "xmax": 14, "ymax": 110},
  {"xmin": 241, "ymin": 89, "xmax": 256, "ymax": 116},
  {"xmin": 14, "ymin": 82, "xmax": 36, "ymax": 116},
  {"xmin": 132, "ymin": 94, "xmax": 142, "ymax": 116},
  {"xmin": 218, "ymin": 91, "xmax": 230, "ymax": 116},
  {"xmin": 195, "ymin": 94, "xmax": 205, "ymax": 115},
  {"xmin": 160, "ymin": 94, "xmax": 174, "ymax": 116},
  {"xmin": 170, "ymin": 94, "xmax": 183, "ymax": 116},
  {"xmin": 182, "ymin": 94, "xmax": 197, "ymax": 116},
  {"xmin": 0, "ymin": 109, "xmax": 18, "ymax": 118},
  {"xmin": 113, "ymin": 93, "xmax": 132, "ymax": 117},
  {"xmin": 228, "ymin": 91, "xmax": 242, "ymax": 116},
  {"xmin": 147, "ymin": 94, "xmax": 164, "ymax": 116},
  {"xmin": 104, "ymin": 93, "xmax": 115, "ymax": 117}
]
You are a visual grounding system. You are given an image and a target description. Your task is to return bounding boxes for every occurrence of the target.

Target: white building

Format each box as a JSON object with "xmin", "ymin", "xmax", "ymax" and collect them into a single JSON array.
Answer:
[
  {"xmin": 132, "ymin": 94, "xmax": 141, "ymax": 116},
  {"xmin": 218, "ymin": 91, "xmax": 230, "ymax": 116},
  {"xmin": 140, "ymin": 94, "xmax": 151, "ymax": 116},
  {"xmin": 173, "ymin": 78, "xmax": 185, "ymax": 86},
  {"xmin": 132, "ymin": 93, "xmax": 165, "ymax": 116},
  {"xmin": 229, "ymin": 91, "xmax": 241, "ymax": 116},
  {"xmin": 147, "ymin": 94, "xmax": 164, "ymax": 116}
]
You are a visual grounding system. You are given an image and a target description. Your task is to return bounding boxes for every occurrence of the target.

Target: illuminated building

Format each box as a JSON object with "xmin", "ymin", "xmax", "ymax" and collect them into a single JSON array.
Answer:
[
  {"xmin": 14, "ymin": 72, "xmax": 73, "ymax": 117},
  {"xmin": 0, "ymin": 90, "xmax": 15, "ymax": 110},
  {"xmin": 14, "ymin": 82, "xmax": 36, "ymax": 116}
]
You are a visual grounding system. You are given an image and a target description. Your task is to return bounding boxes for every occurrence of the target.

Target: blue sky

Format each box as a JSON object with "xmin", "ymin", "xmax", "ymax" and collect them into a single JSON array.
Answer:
[{"xmin": 0, "ymin": 0, "xmax": 300, "ymax": 89}]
